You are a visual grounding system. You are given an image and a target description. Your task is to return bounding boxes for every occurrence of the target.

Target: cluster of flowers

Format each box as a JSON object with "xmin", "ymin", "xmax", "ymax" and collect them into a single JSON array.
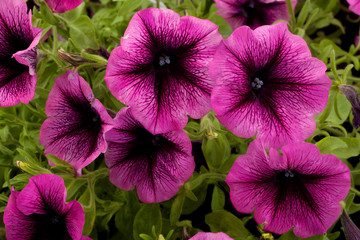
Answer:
[{"xmin": 1, "ymin": 0, "xmax": 358, "ymax": 239}]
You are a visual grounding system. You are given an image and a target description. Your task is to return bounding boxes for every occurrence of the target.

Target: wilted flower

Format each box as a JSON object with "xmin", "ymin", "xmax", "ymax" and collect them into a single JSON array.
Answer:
[
  {"xmin": 214, "ymin": 0, "xmax": 297, "ymax": 30},
  {"xmin": 105, "ymin": 8, "xmax": 222, "ymax": 134},
  {"xmin": 39, "ymin": 70, "xmax": 113, "ymax": 175},
  {"xmin": 211, "ymin": 22, "xmax": 331, "ymax": 148},
  {"xmin": 189, "ymin": 232, "xmax": 234, "ymax": 240},
  {"xmin": 340, "ymin": 210, "xmax": 360, "ymax": 240},
  {"xmin": 45, "ymin": 0, "xmax": 83, "ymax": 13},
  {"xmin": 4, "ymin": 174, "xmax": 89, "ymax": 240},
  {"xmin": 226, "ymin": 140, "xmax": 351, "ymax": 238},
  {"xmin": 347, "ymin": 0, "xmax": 360, "ymax": 15},
  {"xmin": 104, "ymin": 107, "xmax": 195, "ymax": 203},
  {"xmin": 338, "ymin": 84, "xmax": 360, "ymax": 129},
  {"xmin": 0, "ymin": 0, "xmax": 42, "ymax": 107}
]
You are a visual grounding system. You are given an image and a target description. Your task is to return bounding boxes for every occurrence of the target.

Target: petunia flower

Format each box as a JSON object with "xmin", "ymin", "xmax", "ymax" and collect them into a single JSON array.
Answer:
[
  {"xmin": 0, "ymin": 0, "xmax": 42, "ymax": 107},
  {"xmin": 347, "ymin": 0, "xmax": 360, "ymax": 15},
  {"xmin": 189, "ymin": 232, "xmax": 234, "ymax": 240},
  {"xmin": 338, "ymin": 84, "xmax": 360, "ymax": 129},
  {"xmin": 39, "ymin": 70, "xmax": 113, "ymax": 176},
  {"xmin": 226, "ymin": 140, "xmax": 351, "ymax": 238},
  {"xmin": 4, "ymin": 174, "xmax": 90, "ymax": 240},
  {"xmin": 104, "ymin": 107, "xmax": 195, "ymax": 203},
  {"xmin": 214, "ymin": 0, "xmax": 297, "ymax": 30},
  {"xmin": 105, "ymin": 8, "xmax": 222, "ymax": 134},
  {"xmin": 210, "ymin": 22, "xmax": 331, "ymax": 149},
  {"xmin": 45, "ymin": 0, "xmax": 83, "ymax": 13}
]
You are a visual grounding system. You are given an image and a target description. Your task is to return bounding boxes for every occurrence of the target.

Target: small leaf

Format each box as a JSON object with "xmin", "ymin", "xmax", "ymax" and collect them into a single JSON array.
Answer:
[
  {"xmin": 211, "ymin": 185, "xmax": 225, "ymax": 211},
  {"xmin": 69, "ymin": 16, "xmax": 99, "ymax": 49},
  {"xmin": 205, "ymin": 210, "xmax": 250, "ymax": 240},
  {"xmin": 133, "ymin": 203, "xmax": 162, "ymax": 240}
]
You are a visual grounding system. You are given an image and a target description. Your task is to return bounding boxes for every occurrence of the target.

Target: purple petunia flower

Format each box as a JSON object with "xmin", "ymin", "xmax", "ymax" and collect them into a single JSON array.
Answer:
[
  {"xmin": 39, "ymin": 70, "xmax": 113, "ymax": 175},
  {"xmin": 105, "ymin": 8, "xmax": 222, "ymax": 134},
  {"xmin": 226, "ymin": 140, "xmax": 351, "ymax": 238},
  {"xmin": 4, "ymin": 174, "xmax": 90, "ymax": 240},
  {"xmin": 45, "ymin": 0, "xmax": 83, "ymax": 13},
  {"xmin": 189, "ymin": 232, "xmax": 234, "ymax": 240},
  {"xmin": 347, "ymin": 0, "xmax": 360, "ymax": 15},
  {"xmin": 104, "ymin": 107, "xmax": 195, "ymax": 203},
  {"xmin": 0, "ymin": 0, "xmax": 42, "ymax": 107},
  {"xmin": 210, "ymin": 22, "xmax": 331, "ymax": 149},
  {"xmin": 214, "ymin": 0, "xmax": 297, "ymax": 30}
]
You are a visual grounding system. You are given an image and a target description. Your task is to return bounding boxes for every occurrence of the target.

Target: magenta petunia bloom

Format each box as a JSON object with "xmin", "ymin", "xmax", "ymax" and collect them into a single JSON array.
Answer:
[
  {"xmin": 214, "ymin": 0, "xmax": 297, "ymax": 30},
  {"xmin": 4, "ymin": 174, "xmax": 89, "ymax": 240},
  {"xmin": 45, "ymin": 0, "xmax": 83, "ymax": 13},
  {"xmin": 226, "ymin": 140, "xmax": 351, "ymax": 238},
  {"xmin": 39, "ymin": 70, "xmax": 113, "ymax": 175},
  {"xmin": 210, "ymin": 22, "xmax": 331, "ymax": 149},
  {"xmin": 105, "ymin": 8, "xmax": 222, "ymax": 134},
  {"xmin": 0, "ymin": 0, "xmax": 42, "ymax": 107},
  {"xmin": 347, "ymin": 0, "xmax": 360, "ymax": 15},
  {"xmin": 189, "ymin": 232, "xmax": 234, "ymax": 240},
  {"xmin": 104, "ymin": 107, "xmax": 195, "ymax": 203}
]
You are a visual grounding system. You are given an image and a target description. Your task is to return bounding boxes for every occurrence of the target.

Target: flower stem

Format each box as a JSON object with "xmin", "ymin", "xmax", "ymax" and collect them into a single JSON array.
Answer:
[
  {"xmin": 350, "ymin": 187, "xmax": 360, "ymax": 196},
  {"xmin": 188, "ymin": 172, "xmax": 227, "ymax": 190},
  {"xmin": 285, "ymin": 0, "xmax": 296, "ymax": 32},
  {"xmin": 156, "ymin": 0, "xmax": 160, "ymax": 8}
]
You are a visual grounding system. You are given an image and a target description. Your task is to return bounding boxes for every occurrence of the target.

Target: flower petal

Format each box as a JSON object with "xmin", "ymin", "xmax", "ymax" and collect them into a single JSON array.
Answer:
[
  {"xmin": 40, "ymin": 70, "xmax": 113, "ymax": 175},
  {"xmin": 16, "ymin": 174, "xmax": 66, "ymax": 216},
  {"xmin": 105, "ymin": 8, "xmax": 221, "ymax": 134},
  {"xmin": 105, "ymin": 108, "xmax": 195, "ymax": 203}
]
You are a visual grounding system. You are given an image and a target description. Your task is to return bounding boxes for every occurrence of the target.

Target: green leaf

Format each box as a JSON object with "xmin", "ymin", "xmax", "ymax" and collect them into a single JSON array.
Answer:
[
  {"xmin": 62, "ymin": 2, "xmax": 85, "ymax": 22},
  {"xmin": 296, "ymin": 0, "xmax": 312, "ymax": 28},
  {"xmin": 211, "ymin": 185, "xmax": 225, "ymax": 211},
  {"xmin": 205, "ymin": 210, "xmax": 250, "ymax": 240},
  {"xmin": 69, "ymin": 16, "xmax": 99, "ymax": 49},
  {"xmin": 170, "ymin": 192, "xmax": 185, "ymax": 225},
  {"xmin": 39, "ymin": 2, "xmax": 58, "ymax": 25},
  {"xmin": 202, "ymin": 134, "xmax": 231, "ymax": 170},
  {"xmin": 133, "ymin": 203, "xmax": 162, "ymax": 240},
  {"xmin": 316, "ymin": 137, "xmax": 360, "ymax": 159},
  {"xmin": 326, "ymin": 89, "xmax": 351, "ymax": 124},
  {"xmin": 119, "ymin": 0, "xmax": 144, "ymax": 14},
  {"xmin": 279, "ymin": 230, "xmax": 326, "ymax": 240}
]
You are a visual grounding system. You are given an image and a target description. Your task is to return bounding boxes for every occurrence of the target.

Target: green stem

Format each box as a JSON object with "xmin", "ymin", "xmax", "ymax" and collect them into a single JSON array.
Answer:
[
  {"xmin": 350, "ymin": 187, "xmax": 360, "ymax": 196},
  {"xmin": 0, "ymin": 164, "xmax": 16, "ymax": 169},
  {"xmin": 156, "ymin": 0, "xmax": 160, "ymax": 8},
  {"xmin": 351, "ymin": 169, "xmax": 360, "ymax": 175},
  {"xmin": 188, "ymin": 172, "xmax": 227, "ymax": 190},
  {"xmin": 285, "ymin": 0, "xmax": 296, "ymax": 32}
]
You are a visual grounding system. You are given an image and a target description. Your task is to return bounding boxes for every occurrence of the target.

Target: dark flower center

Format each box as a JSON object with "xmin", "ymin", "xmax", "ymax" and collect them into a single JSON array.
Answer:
[
  {"xmin": 31, "ymin": 211, "xmax": 71, "ymax": 240},
  {"xmin": 153, "ymin": 51, "xmax": 177, "ymax": 70},
  {"xmin": 276, "ymin": 170, "xmax": 298, "ymax": 182}
]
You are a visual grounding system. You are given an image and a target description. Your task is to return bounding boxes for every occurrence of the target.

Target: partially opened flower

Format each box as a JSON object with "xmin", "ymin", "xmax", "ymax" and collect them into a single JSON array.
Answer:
[
  {"xmin": 214, "ymin": 0, "xmax": 297, "ymax": 30},
  {"xmin": 0, "ymin": 0, "xmax": 42, "ymax": 107},
  {"xmin": 338, "ymin": 84, "xmax": 360, "ymax": 129},
  {"xmin": 39, "ymin": 70, "xmax": 113, "ymax": 175},
  {"xmin": 347, "ymin": 0, "xmax": 360, "ymax": 15},
  {"xmin": 340, "ymin": 210, "xmax": 360, "ymax": 240},
  {"xmin": 226, "ymin": 141, "xmax": 351, "ymax": 238},
  {"xmin": 104, "ymin": 107, "xmax": 194, "ymax": 203},
  {"xmin": 189, "ymin": 232, "xmax": 234, "ymax": 240},
  {"xmin": 45, "ymin": 0, "xmax": 83, "ymax": 13},
  {"xmin": 105, "ymin": 8, "xmax": 222, "ymax": 134},
  {"xmin": 4, "ymin": 174, "xmax": 89, "ymax": 240},
  {"xmin": 211, "ymin": 22, "xmax": 331, "ymax": 148}
]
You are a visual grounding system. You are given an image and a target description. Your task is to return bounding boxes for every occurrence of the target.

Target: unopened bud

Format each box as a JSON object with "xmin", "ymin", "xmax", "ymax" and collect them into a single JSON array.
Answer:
[
  {"xmin": 340, "ymin": 210, "xmax": 360, "ymax": 240},
  {"xmin": 338, "ymin": 84, "xmax": 360, "ymax": 129},
  {"xmin": 58, "ymin": 48, "xmax": 96, "ymax": 67}
]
